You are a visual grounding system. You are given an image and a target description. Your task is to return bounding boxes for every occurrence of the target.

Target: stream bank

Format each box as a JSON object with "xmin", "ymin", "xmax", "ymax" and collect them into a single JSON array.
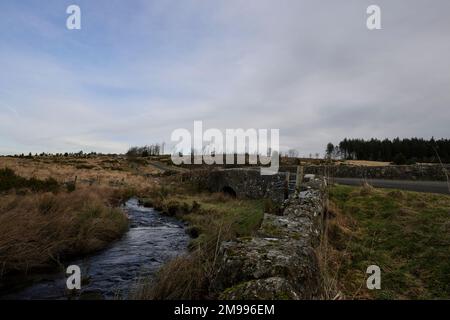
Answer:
[{"xmin": 1, "ymin": 198, "xmax": 189, "ymax": 299}]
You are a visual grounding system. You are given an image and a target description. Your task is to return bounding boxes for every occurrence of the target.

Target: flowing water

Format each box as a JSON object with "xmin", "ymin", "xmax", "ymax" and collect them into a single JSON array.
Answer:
[{"xmin": 2, "ymin": 198, "xmax": 189, "ymax": 299}]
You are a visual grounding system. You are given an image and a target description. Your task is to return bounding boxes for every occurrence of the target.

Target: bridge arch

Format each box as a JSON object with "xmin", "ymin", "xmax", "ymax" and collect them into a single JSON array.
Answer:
[
  {"xmin": 222, "ymin": 186, "xmax": 237, "ymax": 198},
  {"xmin": 204, "ymin": 168, "xmax": 288, "ymax": 202}
]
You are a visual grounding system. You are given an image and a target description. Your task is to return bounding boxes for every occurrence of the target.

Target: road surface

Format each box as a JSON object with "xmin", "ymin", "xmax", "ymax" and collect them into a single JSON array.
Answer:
[{"xmin": 333, "ymin": 178, "xmax": 449, "ymax": 195}]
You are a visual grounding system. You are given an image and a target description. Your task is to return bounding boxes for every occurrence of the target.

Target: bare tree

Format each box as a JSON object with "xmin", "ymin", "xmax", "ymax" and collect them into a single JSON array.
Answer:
[{"xmin": 287, "ymin": 149, "xmax": 299, "ymax": 158}]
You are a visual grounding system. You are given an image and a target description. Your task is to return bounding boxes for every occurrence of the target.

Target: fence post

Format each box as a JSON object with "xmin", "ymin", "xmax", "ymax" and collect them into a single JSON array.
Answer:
[
  {"xmin": 295, "ymin": 165, "xmax": 303, "ymax": 194},
  {"xmin": 284, "ymin": 171, "xmax": 290, "ymax": 199}
]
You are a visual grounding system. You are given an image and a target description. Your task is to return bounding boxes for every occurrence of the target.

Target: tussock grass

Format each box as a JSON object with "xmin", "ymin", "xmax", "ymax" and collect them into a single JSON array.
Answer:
[
  {"xmin": 325, "ymin": 184, "xmax": 450, "ymax": 299},
  {"xmin": 132, "ymin": 253, "xmax": 207, "ymax": 300},
  {"xmin": 319, "ymin": 198, "xmax": 356, "ymax": 300},
  {"xmin": 0, "ymin": 168, "xmax": 59, "ymax": 193},
  {"xmin": 0, "ymin": 155, "xmax": 160, "ymax": 293},
  {"xmin": 0, "ymin": 187, "xmax": 128, "ymax": 277},
  {"xmin": 0, "ymin": 156, "xmax": 159, "ymax": 191}
]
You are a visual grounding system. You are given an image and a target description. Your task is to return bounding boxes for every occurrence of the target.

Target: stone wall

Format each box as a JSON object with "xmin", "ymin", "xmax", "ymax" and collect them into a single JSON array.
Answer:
[
  {"xmin": 281, "ymin": 164, "xmax": 450, "ymax": 181},
  {"xmin": 184, "ymin": 168, "xmax": 289, "ymax": 203},
  {"xmin": 212, "ymin": 176, "xmax": 327, "ymax": 299}
]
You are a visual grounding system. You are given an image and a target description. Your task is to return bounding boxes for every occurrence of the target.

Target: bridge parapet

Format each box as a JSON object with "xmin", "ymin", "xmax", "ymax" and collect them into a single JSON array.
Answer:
[
  {"xmin": 185, "ymin": 168, "xmax": 323, "ymax": 203},
  {"xmin": 212, "ymin": 174, "xmax": 328, "ymax": 299},
  {"xmin": 207, "ymin": 168, "xmax": 287, "ymax": 202}
]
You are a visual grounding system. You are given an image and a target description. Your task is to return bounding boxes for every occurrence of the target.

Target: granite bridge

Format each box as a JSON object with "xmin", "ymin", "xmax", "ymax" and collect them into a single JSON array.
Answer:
[{"xmin": 185, "ymin": 167, "xmax": 328, "ymax": 299}]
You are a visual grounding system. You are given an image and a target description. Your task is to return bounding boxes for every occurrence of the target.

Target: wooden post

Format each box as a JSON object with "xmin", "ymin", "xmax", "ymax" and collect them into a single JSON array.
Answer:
[
  {"xmin": 284, "ymin": 171, "xmax": 290, "ymax": 199},
  {"xmin": 295, "ymin": 165, "xmax": 303, "ymax": 194}
]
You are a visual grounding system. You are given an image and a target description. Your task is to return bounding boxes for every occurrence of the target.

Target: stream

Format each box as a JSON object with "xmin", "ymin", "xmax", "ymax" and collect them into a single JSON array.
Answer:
[{"xmin": 2, "ymin": 198, "xmax": 189, "ymax": 299}]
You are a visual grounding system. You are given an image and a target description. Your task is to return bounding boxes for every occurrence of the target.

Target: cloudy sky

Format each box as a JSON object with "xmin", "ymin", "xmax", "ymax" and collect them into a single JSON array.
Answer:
[{"xmin": 1, "ymin": 0, "xmax": 449, "ymax": 156}]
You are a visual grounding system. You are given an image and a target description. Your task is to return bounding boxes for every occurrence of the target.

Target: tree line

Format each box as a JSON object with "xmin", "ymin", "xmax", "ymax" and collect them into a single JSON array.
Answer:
[
  {"xmin": 8, "ymin": 151, "xmax": 113, "ymax": 158},
  {"xmin": 326, "ymin": 138, "xmax": 450, "ymax": 164},
  {"xmin": 126, "ymin": 143, "xmax": 165, "ymax": 158}
]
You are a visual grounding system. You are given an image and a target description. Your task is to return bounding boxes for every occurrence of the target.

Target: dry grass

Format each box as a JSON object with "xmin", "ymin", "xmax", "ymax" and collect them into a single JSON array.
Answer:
[
  {"xmin": 0, "ymin": 155, "xmax": 161, "ymax": 280},
  {"xmin": 0, "ymin": 187, "xmax": 128, "ymax": 276},
  {"xmin": 132, "ymin": 231, "xmax": 229, "ymax": 300},
  {"xmin": 359, "ymin": 181, "xmax": 375, "ymax": 196},
  {"xmin": 132, "ymin": 253, "xmax": 207, "ymax": 300},
  {"xmin": 319, "ymin": 199, "xmax": 357, "ymax": 300},
  {"xmin": 0, "ymin": 155, "xmax": 172, "ymax": 295},
  {"xmin": 0, "ymin": 156, "xmax": 159, "ymax": 191},
  {"xmin": 343, "ymin": 160, "xmax": 391, "ymax": 167}
]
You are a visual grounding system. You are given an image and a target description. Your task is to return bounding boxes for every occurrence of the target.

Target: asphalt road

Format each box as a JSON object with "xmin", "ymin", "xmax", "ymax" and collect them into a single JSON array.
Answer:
[{"xmin": 333, "ymin": 178, "xmax": 450, "ymax": 195}]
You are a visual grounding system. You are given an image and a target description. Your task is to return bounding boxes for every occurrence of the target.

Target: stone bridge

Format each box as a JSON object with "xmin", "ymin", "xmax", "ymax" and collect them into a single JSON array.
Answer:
[
  {"xmin": 185, "ymin": 168, "xmax": 328, "ymax": 299},
  {"xmin": 200, "ymin": 168, "xmax": 315, "ymax": 203}
]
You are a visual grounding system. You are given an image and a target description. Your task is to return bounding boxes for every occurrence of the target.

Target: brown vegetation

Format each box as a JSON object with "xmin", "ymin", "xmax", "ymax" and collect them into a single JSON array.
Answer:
[
  {"xmin": 343, "ymin": 160, "xmax": 390, "ymax": 167},
  {"xmin": 0, "ymin": 155, "xmax": 164, "ymax": 284},
  {"xmin": 0, "ymin": 156, "xmax": 161, "ymax": 191},
  {"xmin": 0, "ymin": 187, "xmax": 128, "ymax": 276}
]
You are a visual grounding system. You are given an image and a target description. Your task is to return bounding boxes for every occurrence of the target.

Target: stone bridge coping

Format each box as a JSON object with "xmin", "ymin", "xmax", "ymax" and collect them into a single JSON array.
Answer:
[{"xmin": 198, "ymin": 168, "xmax": 319, "ymax": 203}]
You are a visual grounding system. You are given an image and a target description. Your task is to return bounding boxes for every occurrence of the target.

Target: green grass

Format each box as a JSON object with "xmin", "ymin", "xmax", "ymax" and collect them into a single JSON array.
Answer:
[
  {"xmin": 155, "ymin": 193, "xmax": 265, "ymax": 240},
  {"xmin": 329, "ymin": 184, "xmax": 450, "ymax": 299},
  {"xmin": 185, "ymin": 195, "xmax": 264, "ymax": 237}
]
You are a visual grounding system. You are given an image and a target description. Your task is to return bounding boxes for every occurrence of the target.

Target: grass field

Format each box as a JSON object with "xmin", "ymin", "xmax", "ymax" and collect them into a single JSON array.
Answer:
[
  {"xmin": 0, "ymin": 156, "xmax": 161, "ymax": 190},
  {"xmin": 326, "ymin": 184, "xmax": 450, "ymax": 299}
]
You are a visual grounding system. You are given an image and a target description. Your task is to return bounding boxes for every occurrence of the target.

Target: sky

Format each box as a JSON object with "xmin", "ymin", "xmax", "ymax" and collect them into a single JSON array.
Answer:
[{"xmin": 1, "ymin": 0, "xmax": 449, "ymax": 156}]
